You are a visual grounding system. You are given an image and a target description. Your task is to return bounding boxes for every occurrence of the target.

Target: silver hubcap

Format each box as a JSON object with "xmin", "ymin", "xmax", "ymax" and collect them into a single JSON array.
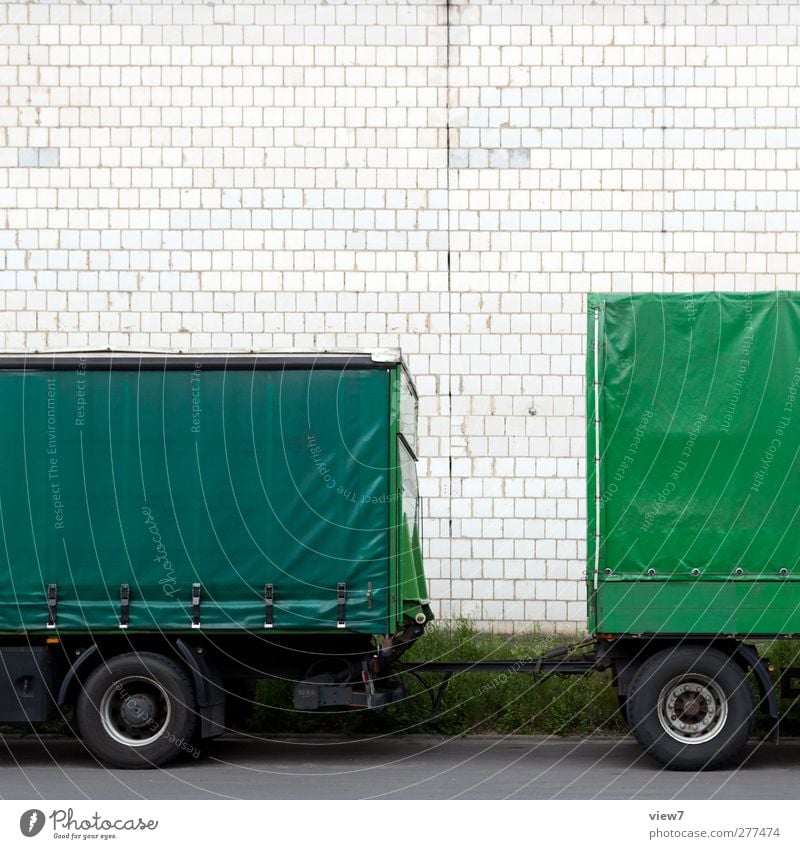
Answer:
[
  {"xmin": 100, "ymin": 675, "xmax": 171, "ymax": 747},
  {"xmin": 657, "ymin": 674, "xmax": 728, "ymax": 744}
]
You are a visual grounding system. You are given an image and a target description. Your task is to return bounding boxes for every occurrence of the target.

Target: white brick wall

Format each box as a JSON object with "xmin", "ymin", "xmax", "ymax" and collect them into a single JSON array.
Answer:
[{"xmin": 1, "ymin": 0, "xmax": 799, "ymax": 633}]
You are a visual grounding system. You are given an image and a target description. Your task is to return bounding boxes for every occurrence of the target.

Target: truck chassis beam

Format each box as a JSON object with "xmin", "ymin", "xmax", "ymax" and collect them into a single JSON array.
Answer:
[
  {"xmin": 401, "ymin": 659, "xmax": 597, "ymax": 675},
  {"xmin": 399, "ymin": 653, "xmax": 598, "ymax": 718}
]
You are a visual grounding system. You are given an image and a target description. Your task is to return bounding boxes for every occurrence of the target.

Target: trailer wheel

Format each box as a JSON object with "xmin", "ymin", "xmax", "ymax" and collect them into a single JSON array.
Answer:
[
  {"xmin": 627, "ymin": 646, "xmax": 754, "ymax": 771},
  {"xmin": 76, "ymin": 652, "xmax": 197, "ymax": 769}
]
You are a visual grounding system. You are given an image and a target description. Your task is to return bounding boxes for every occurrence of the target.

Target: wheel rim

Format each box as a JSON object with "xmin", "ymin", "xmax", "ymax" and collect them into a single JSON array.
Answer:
[
  {"xmin": 99, "ymin": 675, "xmax": 172, "ymax": 747},
  {"xmin": 656, "ymin": 673, "xmax": 728, "ymax": 745}
]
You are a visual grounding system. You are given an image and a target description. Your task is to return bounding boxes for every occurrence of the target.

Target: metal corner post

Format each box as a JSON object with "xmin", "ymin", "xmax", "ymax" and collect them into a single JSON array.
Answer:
[{"xmin": 593, "ymin": 305, "xmax": 602, "ymax": 592}]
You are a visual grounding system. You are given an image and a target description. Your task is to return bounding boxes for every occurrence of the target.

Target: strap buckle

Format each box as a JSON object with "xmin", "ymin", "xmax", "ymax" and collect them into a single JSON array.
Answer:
[
  {"xmin": 264, "ymin": 583, "xmax": 274, "ymax": 629},
  {"xmin": 119, "ymin": 583, "xmax": 130, "ymax": 629},
  {"xmin": 191, "ymin": 583, "xmax": 201, "ymax": 629},
  {"xmin": 46, "ymin": 584, "xmax": 57, "ymax": 629},
  {"xmin": 336, "ymin": 582, "xmax": 346, "ymax": 629}
]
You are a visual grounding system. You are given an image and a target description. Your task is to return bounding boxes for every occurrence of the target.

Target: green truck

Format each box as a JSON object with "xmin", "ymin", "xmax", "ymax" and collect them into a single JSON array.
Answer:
[
  {"xmin": 585, "ymin": 291, "xmax": 800, "ymax": 769},
  {"xmin": 3, "ymin": 294, "xmax": 800, "ymax": 771},
  {"xmin": 0, "ymin": 350, "xmax": 430, "ymax": 767}
]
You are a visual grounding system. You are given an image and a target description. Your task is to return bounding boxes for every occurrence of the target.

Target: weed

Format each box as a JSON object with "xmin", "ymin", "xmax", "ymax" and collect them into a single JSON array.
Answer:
[{"xmin": 245, "ymin": 620, "xmax": 625, "ymax": 737}]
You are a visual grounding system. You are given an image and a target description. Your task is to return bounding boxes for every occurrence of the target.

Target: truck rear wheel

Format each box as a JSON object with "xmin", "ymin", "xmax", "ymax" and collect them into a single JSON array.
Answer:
[
  {"xmin": 76, "ymin": 652, "xmax": 197, "ymax": 769},
  {"xmin": 627, "ymin": 646, "xmax": 754, "ymax": 771}
]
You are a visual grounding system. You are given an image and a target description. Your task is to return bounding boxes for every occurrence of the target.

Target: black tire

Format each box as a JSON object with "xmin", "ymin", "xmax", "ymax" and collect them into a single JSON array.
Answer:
[
  {"xmin": 627, "ymin": 646, "xmax": 754, "ymax": 771},
  {"xmin": 75, "ymin": 652, "xmax": 197, "ymax": 769}
]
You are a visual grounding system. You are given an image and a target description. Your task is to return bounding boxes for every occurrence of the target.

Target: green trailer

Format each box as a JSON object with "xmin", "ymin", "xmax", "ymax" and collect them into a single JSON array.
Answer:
[
  {"xmin": 584, "ymin": 291, "xmax": 800, "ymax": 769},
  {"xmin": 0, "ymin": 350, "xmax": 431, "ymax": 767}
]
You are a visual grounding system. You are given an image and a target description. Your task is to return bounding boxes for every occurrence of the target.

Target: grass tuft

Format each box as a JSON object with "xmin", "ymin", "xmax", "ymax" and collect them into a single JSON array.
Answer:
[{"xmin": 246, "ymin": 620, "xmax": 625, "ymax": 737}]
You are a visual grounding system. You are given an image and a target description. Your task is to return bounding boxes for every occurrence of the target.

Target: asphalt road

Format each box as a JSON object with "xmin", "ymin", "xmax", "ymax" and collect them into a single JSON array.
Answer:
[{"xmin": 1, "ymin": 734, "xmax": 799, "ymax": 800}]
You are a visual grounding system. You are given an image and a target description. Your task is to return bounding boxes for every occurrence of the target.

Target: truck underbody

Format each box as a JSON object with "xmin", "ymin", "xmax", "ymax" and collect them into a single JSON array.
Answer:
[{"xmin": 0, "ymin": 629, "xmax": 791, "ymax": 771}]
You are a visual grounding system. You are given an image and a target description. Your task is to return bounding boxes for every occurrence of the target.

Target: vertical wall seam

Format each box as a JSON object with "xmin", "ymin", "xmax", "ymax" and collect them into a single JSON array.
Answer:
[{"xmin": 446, "ymin": 0, "xmax": 453, "ymax": 620}]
